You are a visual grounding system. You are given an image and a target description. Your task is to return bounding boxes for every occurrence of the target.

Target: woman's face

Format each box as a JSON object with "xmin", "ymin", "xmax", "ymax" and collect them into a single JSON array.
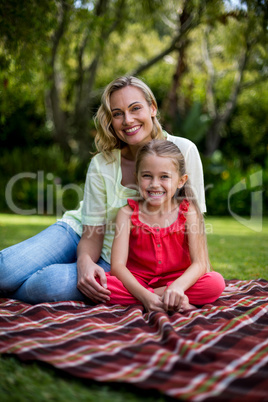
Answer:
[{"xmin": 110, "ymin": 86, "xmax": 157, "ymax": 148}]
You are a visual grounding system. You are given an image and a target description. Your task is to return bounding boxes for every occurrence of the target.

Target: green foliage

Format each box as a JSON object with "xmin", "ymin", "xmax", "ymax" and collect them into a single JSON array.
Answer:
[
  {"xmin": 204, "ymin": 153, "xmax": 268, "ymax": 216},
  {"xmin": 226, "ymin": 83, "xmax": 268, "ymax": 167},
  {"xmin": 0, "ymin": 0, "xmax": 267, "ymax": 216},
  {"xmin": 0, "ymin": 1, "xmax": 56, "ymax": 49},
  {"xmin": 165, "ymin": 102, "xmax": 211, "ymax": 144},
  {"xmin": 0, "ymin": 146, "xmax": 86, "ymax": 215}
]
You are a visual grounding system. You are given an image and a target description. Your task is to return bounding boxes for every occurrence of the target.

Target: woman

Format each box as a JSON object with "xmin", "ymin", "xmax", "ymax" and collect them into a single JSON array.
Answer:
[{"xmin": 0, "ymin": 76, "xmax": 206, "ymax": 304}]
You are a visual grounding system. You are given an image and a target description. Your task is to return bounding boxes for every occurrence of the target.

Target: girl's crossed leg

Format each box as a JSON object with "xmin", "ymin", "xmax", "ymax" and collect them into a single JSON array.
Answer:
[{"xmin": 103, "ymin": 270, "xmax": 225, "ymax": 308}]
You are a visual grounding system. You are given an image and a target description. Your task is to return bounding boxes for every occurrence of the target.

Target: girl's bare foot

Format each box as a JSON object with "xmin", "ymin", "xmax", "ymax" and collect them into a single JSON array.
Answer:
[
  {"xmin": 179, "ymin": 295, "xmax": 196, "ymax": 312},
  {"xmin": 154, "ymin": 286, "xmax": 166, "ymax": 297}
]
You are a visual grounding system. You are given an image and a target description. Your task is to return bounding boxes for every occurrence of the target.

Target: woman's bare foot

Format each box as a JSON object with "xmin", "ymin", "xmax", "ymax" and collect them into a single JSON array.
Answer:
[{"xmin": 179, "ymin": 295, "xmax": 196, "ymax": 312}]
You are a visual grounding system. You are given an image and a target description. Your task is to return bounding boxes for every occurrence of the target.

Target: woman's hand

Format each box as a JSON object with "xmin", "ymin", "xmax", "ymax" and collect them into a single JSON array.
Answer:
[
  {"xmin": 77, "ymin": 254, "xmax": 111, "ymax": 302},
  {"xmin": 76, "ymin": 225, "xmax": 110, "ymax": 303}
]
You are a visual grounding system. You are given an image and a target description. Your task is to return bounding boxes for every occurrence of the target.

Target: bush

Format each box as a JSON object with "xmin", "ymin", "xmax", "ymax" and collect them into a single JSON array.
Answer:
[
  {"xmin": 204, "ymin": 153, "xmax": 268, "ymax": 216},
  {"xmin": 0, "ymin": 146, "xmax": 87, "ymax": 216}
]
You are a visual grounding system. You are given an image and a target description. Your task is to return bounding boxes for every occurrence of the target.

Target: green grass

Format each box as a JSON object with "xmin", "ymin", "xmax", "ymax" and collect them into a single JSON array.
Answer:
[
  {"xmin": 206, "ymin": 216, "xmax": 268, "ymax": 280},
  {"xmin": 0, "ymin": 214, "xmax": 267, "ymax": 401}
]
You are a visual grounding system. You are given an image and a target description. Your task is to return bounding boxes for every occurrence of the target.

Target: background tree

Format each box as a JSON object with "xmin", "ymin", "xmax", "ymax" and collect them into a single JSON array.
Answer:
[{"xmin": 0, "ymin": 0, "xmax": 267, "ymax": 215}]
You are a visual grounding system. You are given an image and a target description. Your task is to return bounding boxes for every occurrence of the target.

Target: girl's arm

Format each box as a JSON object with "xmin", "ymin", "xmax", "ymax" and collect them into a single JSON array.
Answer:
[
  {"xmin": 111, "ymin": 207, "xmax": 164, "ymax": 312},
  {"xmin": 162, "ymin": 203, "xmax": 208, "ymax": 310},
  {"xmin": 77, "ymin": 225, "xmax": 111, "ymax": 302}
]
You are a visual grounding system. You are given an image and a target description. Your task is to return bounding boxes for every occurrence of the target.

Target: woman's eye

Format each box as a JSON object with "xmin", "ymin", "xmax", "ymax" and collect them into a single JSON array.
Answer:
[
  {"xmin": 132, "ymin": 106, "xmax": 141, "ymax": 112},
  {"xmin": 112, "ymin": 111, "xmax": 123, "ymax": 117}
]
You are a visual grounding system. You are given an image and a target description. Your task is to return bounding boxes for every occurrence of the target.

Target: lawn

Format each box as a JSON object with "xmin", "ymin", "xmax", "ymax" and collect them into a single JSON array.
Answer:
[{"xmin": 0, "ymin": 214, "xmax": 267, "ymax": 401}]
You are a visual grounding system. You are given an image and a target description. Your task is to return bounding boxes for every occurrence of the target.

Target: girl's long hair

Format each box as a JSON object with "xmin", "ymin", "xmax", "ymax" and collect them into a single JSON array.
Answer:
[
  {"xmin": 94, "ymin": 76, "xmax": 164, "ymax": 161},
  {"xmin": 136, "ymin": 140, "xmax": 210, "ymax": 272}
]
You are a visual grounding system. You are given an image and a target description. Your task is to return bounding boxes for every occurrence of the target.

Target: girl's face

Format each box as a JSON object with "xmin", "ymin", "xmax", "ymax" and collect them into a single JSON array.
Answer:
[
  {"xmin": 137, "ymin": 154, "xmax": 188, "ymax": 210},
  {"xmin": 110, "ymin": 86, "xmax": 157, "ymax": 149}
]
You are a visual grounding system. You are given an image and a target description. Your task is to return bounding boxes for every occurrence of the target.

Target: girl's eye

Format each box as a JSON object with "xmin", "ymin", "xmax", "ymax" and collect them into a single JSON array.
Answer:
[
  {"xmin": 161, "ymin": 175, "xmax": 170, "ymax": 179},
  {"xmin": 142, "ymin": 174, "xmax": 151, "ymax": 178}
]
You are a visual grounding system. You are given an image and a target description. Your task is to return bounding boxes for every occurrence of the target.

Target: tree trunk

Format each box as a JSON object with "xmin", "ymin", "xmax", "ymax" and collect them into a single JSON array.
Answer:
[
  {"xmin": 47, "ymin": 0, "xmax": 72, "ymax": 159},
  {"xmin": 204, "ymin": 35, "xmax": 250, "ymax": 156}
]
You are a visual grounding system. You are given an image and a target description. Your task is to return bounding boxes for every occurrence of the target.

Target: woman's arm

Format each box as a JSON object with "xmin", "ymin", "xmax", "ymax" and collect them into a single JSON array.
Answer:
[
  {"xmin": 162, "ymin": 203, "xmax": 208, "ymax": 310},
  {"xmin": 77, "ymin": 154, "xmax": 111, "ymax": 302},
  {"xmin": 77, "ymin": 225, "xmax": 111, "ymax": 302},
  {"xmin": 111, "ymin": 207, "xmax": 164, "ymax": 312}
]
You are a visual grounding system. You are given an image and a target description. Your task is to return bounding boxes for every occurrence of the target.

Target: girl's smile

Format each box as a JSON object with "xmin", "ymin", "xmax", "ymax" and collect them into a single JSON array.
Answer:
[{"xmin": 138, "ymin": 155, "xmax": 187, "ymax": 212}]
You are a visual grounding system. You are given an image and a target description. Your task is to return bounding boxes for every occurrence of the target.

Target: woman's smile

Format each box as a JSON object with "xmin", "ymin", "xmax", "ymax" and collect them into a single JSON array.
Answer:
[{"xmin": 124, "ymin": 125, "xmax": 142, "ymax": 136}]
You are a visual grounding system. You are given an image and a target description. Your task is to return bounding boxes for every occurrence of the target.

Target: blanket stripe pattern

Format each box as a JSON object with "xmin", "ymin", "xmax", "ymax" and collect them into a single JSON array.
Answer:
[{"xmin": 0, "ymin": 279, "xmax": 268, "ymax": 401}]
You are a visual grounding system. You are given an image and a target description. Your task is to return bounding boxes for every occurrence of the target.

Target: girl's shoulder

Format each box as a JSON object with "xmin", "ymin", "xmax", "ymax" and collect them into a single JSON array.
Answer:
[
  {"xmin": 179, "ymin": 199, "xmax": 198, "ymax": 221},
  {"xmin": 183, "ymin": 200, "xmax": 202, "ymax": 229},
  {"xmin": 117, "ymin": 203, "xmax": 133, "ymax": 220},
  {"xmin": 127, "ymin": 198, "xmax": 139, "ymax": 210},
  {"xmin": 180, "ymin": 198, "xmax": 190, "ymax": 212},
  {"xmin": 181, "ymin": 199, "xmax": 199, "ymax": 215}
]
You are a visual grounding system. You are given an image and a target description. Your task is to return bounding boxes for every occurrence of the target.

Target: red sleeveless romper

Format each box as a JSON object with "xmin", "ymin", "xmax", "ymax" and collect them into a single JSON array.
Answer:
[{"xmin": 104, "ymin": 199, "xmax": 225, "ymax": 306}]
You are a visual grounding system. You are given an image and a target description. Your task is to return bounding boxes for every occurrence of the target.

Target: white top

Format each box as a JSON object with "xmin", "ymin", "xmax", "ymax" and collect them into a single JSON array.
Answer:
[{"xmin": 60, "ymin": 134, "xmax": 206, "ymax": 263}]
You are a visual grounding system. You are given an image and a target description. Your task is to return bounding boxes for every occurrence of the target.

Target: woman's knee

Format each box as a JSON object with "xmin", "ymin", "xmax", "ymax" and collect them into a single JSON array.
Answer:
[
  {"xmin": 13, "ymin": 263, "xmax": 83, "ymax": 304},
  {"xmin": 0, "ymin": 250, "xmax": 17, "ymax": 291}
]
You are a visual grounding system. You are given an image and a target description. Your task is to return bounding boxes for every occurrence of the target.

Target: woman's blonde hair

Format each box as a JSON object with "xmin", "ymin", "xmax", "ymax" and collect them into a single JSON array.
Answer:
[
  {"xmin": 136, "ymin": 139, "xmax": 210, "ymax": 271},
  {"xmin": 94, "ymin": 76, "xmax": 164, "ymax": 161}
]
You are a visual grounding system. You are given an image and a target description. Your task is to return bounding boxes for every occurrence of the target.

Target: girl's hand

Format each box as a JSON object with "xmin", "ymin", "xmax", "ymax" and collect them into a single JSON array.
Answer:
[
  {"xmin": 162, "ymin": 285, "xmax": 185, "ymax": 312},
  {"xmin": 141, "ymin": 292, "xmax": 165, "ymax": 313}
]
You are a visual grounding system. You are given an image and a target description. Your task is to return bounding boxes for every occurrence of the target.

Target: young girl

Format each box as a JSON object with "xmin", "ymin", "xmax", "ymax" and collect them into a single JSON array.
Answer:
[{"xmin": 103, "ymin": 140, "xmax": 225, "ymax": 312}]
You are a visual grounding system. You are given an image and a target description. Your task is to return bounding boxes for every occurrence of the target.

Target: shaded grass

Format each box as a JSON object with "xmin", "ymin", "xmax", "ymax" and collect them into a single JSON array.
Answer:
[
  {"xmin": 0, "ymin": 214, "xmax": 267, "ymax": 401},
  {"xmin": 0, "ymin": 355, "xmax": 167, "ymax": 402}
]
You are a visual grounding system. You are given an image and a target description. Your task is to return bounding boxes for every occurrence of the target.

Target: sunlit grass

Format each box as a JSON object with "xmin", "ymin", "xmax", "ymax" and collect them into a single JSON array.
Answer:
[
  {"xmin": 205, "ymin": 216, "xmax": 268, "ymax": 280},
  {"xmin": 0, "ymin": 214, "xmax": 56, "ymax": 249}
]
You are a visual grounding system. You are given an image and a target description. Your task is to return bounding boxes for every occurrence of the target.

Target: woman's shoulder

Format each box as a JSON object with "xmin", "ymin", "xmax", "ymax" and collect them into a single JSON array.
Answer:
[
  {"xmin": 166, "ymin": 132, "xmax": 194, "ymax": 146},
  {"xmin": 91, "ymin": 149, "xmax": 120, "ymax": 164},
  {"xmin": 166, "ymin": 133, "xmax": 198, "ymax": 153},
  {"xmin": 89, "ymin": 150, "xmax": 120, "ymax": 173}
]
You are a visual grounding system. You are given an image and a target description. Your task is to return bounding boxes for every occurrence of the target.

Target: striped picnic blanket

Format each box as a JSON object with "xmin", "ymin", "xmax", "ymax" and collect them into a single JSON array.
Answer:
[{"xmin": 0, "ymin": 279, "xmax": 267, "ymax": 401}]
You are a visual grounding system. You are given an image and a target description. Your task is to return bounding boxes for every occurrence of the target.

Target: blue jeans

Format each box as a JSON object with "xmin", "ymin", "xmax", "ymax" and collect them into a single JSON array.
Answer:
[{"xmin": 0, "ymin": 221, "xmax": 111, "ymax": 304}]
